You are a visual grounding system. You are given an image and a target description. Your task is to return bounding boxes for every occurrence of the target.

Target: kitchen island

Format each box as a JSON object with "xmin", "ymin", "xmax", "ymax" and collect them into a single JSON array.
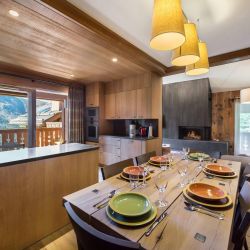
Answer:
[{"xmin": 0, "ymin": 143, "xmax": 99, "ymax": 250}]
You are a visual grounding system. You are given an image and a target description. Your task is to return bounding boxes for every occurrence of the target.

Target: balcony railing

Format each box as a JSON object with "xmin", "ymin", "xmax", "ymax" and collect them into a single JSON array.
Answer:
[{"xmin": 0, "ymin": 128, "xmax": 63, "ymax": 151}]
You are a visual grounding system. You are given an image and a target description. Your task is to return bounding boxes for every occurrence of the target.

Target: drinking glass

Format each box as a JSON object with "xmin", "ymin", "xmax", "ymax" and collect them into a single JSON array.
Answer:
[
  {"xmin": 129, "ymin": 173, "xmax": 139, "ymax": 188},
  {"xmin": 154, "ymin": 172, "xmax": 169, "ymax": 207},
  {"xmin": 182, "ymin": 147, "xmax": 187, "ymax": 160},
  {"xmin": 178, "ymin": 165, "xmax": 188, "ymax": 187},
  {"xmin": 141, "ymin": 163, "xmax": 150, "ymax": 187},
  {"xmin": 160, "ymin": 156, "xmax": 168, "ymax": 171},
  {"xmin": 198, "ymin": 154, "xmax": 204, "ymax": 169}
]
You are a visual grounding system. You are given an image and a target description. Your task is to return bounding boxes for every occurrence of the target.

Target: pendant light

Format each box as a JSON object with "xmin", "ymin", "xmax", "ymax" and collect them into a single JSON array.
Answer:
[
  {"xmin": 240, "ymin": 88, "xmax": 250, "ymax": 104},
  {"xmin": 171, "ymin": 23, "xmax": 200, "ymax": 66},
  {"xmin": 150, "ymin": 0, "xmax": 185, "ymax": 50},
  {"xmin": 186, "ymin": 41, "xmax": 209, "ymax": 75}
]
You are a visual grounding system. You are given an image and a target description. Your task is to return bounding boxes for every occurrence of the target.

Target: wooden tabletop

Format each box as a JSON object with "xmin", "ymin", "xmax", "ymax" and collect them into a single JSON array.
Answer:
[{"xmin": 63, "ymin": 156, "xmax": 241, "ymax": 250}]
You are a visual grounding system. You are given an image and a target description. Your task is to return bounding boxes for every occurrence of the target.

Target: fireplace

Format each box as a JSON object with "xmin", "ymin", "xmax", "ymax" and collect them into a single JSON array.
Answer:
[{"xmin": 178, "ymin": 126, "xmax": 211, "ymax": 141}]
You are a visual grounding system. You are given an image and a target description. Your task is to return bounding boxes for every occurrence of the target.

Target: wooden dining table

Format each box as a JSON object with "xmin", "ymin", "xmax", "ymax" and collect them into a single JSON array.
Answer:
[{"xmin": 63, "ymin": 155, "xmax": 241, "ymax": 250}]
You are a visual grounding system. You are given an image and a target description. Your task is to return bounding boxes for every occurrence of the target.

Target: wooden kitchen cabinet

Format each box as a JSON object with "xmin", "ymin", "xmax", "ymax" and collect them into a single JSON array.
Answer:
[
  {"xmin": 136, "ymin": 87, "xmax": 152, "ymax": 119},
  {"xmin": 86, "ymin": 83, "xmax": 99, "ymax": 107},
  {"xmin": 120, "ymin": 138, "xmax": 143, "ymax": 160},
  {"xmin": 104, "ymin": 93, "xmax": 116, "ymax": 119}
]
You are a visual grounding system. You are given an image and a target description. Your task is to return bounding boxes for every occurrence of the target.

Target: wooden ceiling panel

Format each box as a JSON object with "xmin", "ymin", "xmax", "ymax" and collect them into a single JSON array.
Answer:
[{"xmin": 0, "ymin": 0, "xmax": 165, "ymax": 84}]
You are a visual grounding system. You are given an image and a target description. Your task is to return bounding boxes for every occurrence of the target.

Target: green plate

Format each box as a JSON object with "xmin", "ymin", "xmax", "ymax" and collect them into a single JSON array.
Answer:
[
  {"xmin": 189, "ymin": 152, "xmax": 210, "ymax": 159},
  {"xmin": 109, "ymin": 192, "xmax": 151, "ymax": 217},
  {"xmin": 106, "ymin": 205, "xmax": 157, "ymax": 227}
]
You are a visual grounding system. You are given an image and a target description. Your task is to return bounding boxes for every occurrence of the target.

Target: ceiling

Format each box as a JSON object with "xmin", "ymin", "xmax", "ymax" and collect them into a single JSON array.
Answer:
[
  {"xmin": 68, "ymin": 0, "xmax": 250, "ymax": 67},
  {"xmin": 0, "ymin": 0, "xmax": 166, "ymax": 84},
  {"xmin": 163, "ymin": 59, "xmax": 250, "ymax": 93}
]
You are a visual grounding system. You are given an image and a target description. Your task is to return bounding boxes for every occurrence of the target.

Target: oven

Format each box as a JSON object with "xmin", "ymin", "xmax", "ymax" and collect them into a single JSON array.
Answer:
[{"xmin": 86, "ymin": 107, "xmax": 99, "ymax": 142}]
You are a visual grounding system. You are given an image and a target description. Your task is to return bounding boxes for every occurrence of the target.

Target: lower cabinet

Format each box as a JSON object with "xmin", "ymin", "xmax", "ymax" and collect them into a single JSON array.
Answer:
[{"xmin": 99, "ymin": 136, "xmax": 161, "ymax": 165}]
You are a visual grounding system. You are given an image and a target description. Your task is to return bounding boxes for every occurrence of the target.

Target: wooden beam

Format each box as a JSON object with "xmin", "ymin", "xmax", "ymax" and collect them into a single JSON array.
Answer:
[{"xmin": 165, "ymin": 48, "xmax": 250, "ymax": 76}]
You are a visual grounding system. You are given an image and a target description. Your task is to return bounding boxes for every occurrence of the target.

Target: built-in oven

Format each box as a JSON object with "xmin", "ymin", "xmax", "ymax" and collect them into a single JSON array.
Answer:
[{"xmin": 86, "ymin": 107, "xmax": 99, "ymax": 142}]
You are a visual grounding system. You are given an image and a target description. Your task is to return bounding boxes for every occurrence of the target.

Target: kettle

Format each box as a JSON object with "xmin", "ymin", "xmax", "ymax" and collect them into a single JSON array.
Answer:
[{"xmin": 139, "ymin": 127, "xmax": 147, "ymax": 137}]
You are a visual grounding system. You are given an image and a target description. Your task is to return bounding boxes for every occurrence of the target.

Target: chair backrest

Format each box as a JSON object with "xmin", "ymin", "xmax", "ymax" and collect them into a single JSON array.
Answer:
[
  {"xmin": 64, "ymin": 202, "xmax": 143, "ymax": 250},
  {"xmin": 233, "ymin": 181, "xmax": 250, "ymax": 250},
  {"xmin": 135, "ymin": 151, "xmax": 156, "ymax": 166},
  {"xmin": 209, "ymin": 151, "xmax": 221, "ymax": 159},
  {"xmin": 101, "ymin": 158, "xmax": 134, "ymax": 180}
]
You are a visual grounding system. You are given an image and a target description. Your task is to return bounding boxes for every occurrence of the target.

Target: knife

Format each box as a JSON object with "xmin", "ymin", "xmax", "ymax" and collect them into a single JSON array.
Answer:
[
  {"xmin": 93, "ymin": 190, "xmax": 116, "ymax": 207},
  {"xmin": 145, "ymin": 210, "xmax": 169, "ymax": 236}
]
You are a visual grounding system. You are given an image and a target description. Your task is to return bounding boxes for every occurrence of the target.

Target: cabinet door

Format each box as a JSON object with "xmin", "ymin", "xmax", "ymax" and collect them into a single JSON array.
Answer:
[
  {"xmin": 115, "ymin": 92, "xmax": 126, "ymax": 119},
  {"xmin": 121, "ymin": 139, "xmax": 142, "ymax": 160},
  {"xmin": 86, "ymin": 83, "xmax": 99, "ymax": 107},
  {"xmin": 137, "ymin": 88, "xmax": 152, "ymax": 119},
  {"xmin": 126, "ymin": 90, "xmax": 137, "ymax": 119},
  {"xmin": 105, "ymin": 93, "xmax": 116, "ymax": 119}
]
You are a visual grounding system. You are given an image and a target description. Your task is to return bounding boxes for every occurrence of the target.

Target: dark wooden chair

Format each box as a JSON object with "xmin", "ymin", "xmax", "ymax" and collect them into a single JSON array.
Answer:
[
  {"xmin": 209, "ymin": 151, "xmax": 221, "ymax": 159},
  {"xmin": 101, "ymin": 158, "xmax": 134, "ymax": 180},
  {"xmin": 135, "ymin": 151, "xmax": 156, "ymax": 166},
  {"xmin": 64, "ymin": 201, "xmax": 144, "ymax": 250},
  {"xmin": 232, "ymin": 180, "xmax": 250, "ymax": 250}
]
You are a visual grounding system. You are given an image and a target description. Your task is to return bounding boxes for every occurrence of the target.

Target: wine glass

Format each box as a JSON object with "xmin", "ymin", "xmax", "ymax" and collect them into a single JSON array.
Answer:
[
  {"xmin": 129, "ymin": 172, "xmax": 139, "ymax": 188},
  {"xmin": 198, "ymin": 154, "xmax": 204, "ymax": 169},
  {"xmin": 178, "ymin": 165, "xmax": 188, "ymax": 187},
  {"xmin": 160, "ymin": 156, "xmax": 168, "ymax": 171},
  {"xmin": 154, "ymin": 172, "xmax": 169, "ymax": 207},
  {"xmin": 141, "ymin": 163, "xmax": 150, "ymax": 187},
  {"xmin": 182, "ymin": 147, "xmax": 187, "ymax": 160}
]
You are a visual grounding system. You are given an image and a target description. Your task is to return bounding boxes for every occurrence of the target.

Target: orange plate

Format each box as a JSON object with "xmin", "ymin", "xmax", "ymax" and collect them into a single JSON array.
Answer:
[
  {"xmin": 150, "ymin": 156, "xmax": 167, "ymax": 164},
  {"xmin": 187, "ymin": 182, "xmax": 226, "ymax": 201},
  {"xmin": 205, "ymin": 164, "xmax": 234, "ymax": 175},
  {"xmin": 123, "ymin": 166, "xmax": 144, "ymax": 176}
]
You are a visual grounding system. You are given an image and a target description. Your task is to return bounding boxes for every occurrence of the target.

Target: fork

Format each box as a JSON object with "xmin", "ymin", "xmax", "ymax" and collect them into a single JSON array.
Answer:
[{"xmin": 93, "ymin": 190, "xmax": 116, "ymax": 207}]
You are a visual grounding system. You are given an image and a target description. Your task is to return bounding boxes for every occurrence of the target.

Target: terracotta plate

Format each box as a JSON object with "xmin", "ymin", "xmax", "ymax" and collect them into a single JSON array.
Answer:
[
  {"xmin": 123, "ymin": 166, "xmax": 144, "ymax": 176},
  {"xmin": 187, "ymin": 183, "xmax": 226, "ymax": 201},
  {"xmin": 150, "ymin": 156, "xmax": 167, "ymax": 164},
  {"xmin": 205, "ymin": 164, "xmax": 234, "ymax": 175}
]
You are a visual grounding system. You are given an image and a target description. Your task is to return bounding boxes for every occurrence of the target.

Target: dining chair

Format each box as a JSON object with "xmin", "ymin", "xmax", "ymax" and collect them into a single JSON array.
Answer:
[
  {"xmin": 209, "ymin": 151, "xmax": 221, "ymax": 159},
  {"xmin": 101, "ymin": 158, "xmax": 134, "ymax": 180},
  {"xmin": 221, "ymin": 155, "xmax": 250, "ymax": 188},
  {"xmin": 64, "ymin": 202, "xmax": 144, "ymax": 250},
  {"xmin": 232, "ymin": 180, "xmax": 250, "ymax": 250},
  {"xmin": 135, "ymin": 151, "xmax": 156, "ymax": 166}
]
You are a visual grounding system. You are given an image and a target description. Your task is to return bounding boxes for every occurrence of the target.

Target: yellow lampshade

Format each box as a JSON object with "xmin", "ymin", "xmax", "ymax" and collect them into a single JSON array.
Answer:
[
  {"xmin": 150, "ymin": 0, "xmax": 185, "ymax": 50},
  {"xmin": 186, "ymin": 42, "xmax": 209, "ymax": 75},
  {"xmin": 171, "ymin": 23, "xmax": 200, "ymax": 66}
]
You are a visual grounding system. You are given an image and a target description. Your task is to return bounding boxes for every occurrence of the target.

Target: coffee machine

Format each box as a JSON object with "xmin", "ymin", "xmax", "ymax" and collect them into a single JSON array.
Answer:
[{"xmin": 129, "ymin": 124, "xmax": 136, "ymax": 138}]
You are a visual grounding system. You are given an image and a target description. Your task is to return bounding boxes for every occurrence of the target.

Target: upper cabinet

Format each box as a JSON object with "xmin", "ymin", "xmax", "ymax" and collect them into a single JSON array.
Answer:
[
  {"xmin": 104, "ymin": 73, "xmax": 159, "ymax": 119},
  {"xmin": 86, "ymin": 82, "xmax": 99, "ymax": 107}
]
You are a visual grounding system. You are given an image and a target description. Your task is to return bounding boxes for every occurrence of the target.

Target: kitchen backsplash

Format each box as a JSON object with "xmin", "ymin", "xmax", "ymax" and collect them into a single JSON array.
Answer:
[{"xmin": 112, "ymin": 119, "xmax": 158, "ymax": 137}]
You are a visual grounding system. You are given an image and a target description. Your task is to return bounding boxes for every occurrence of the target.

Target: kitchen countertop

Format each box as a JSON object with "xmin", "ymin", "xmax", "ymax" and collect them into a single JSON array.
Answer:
[
  {"xmin": 100, "ymin": 135, "xmax": 159, "ymax": 141},
  {"xmin": 0, "ymin": 143, "xmax": 99, "ymax": 167}
]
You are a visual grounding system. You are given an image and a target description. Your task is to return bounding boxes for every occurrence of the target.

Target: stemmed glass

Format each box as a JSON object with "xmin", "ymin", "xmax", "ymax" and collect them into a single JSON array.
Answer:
[
  {"xmin": 182, "ymin": 147, "xmax": 190, "ymax": 160},
  {"xmin": 178, "ymin": 164, "xmax": 188, "ymax": 187},
  {"xmin": 154, "ymin": 172, "xmax": 169, "ymax": 207},
  {"xmin": 198, "ymin": 154, "xmax": 204, "ymax": 169},
  {"xmin": 141, "ymin": 163, "xmax": 150, "ymax": 187},
  {"xmin": 160, "ymin": 155, "xmax": 168, "ymax": 171}
]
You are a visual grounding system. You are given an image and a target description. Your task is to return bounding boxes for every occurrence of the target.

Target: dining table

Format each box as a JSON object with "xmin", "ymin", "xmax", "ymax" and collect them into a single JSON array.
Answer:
[{"xmin": 63, "ymin": 154, "xmax": 241, "ymax": 250}]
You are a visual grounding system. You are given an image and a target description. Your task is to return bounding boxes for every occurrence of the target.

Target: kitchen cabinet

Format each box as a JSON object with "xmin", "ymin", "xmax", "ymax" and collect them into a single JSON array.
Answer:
[
  {"xmin": 120, "ymin": 138, "xmax": 143, "ymax": 160},
  {"xmin": 99, "ymin": 136, "xmax": 161, "ymax": 165},
  {"xmin": 136, "ymin": 88, "xmax": 152, "ymax": 119},
  {"xmin": 104, "ymin": 93, "xmax": 116, "ymax": 119},
  {"xmin": 86, "ymin": 83, "xmax": 99, "ymax": 107}
]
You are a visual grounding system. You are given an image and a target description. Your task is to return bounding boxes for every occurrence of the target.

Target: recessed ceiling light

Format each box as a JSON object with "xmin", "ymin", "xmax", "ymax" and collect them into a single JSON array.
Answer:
[
  {"xmin": 8, "ymin": 10, "xmax": 19, "ymax": 17},
  {"xmin": 70, "ymin": 74, "xmax": 74, "ymax": 77},
  {"xmin": 112, "ymin": 58, "xmax": 118, "ymax": 63}
]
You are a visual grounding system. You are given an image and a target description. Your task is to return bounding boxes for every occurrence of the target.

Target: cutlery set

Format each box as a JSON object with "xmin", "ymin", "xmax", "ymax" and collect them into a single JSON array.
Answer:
[{"xmin": 93, "ymin": 190, "xmax": 116, "ymax": 209}]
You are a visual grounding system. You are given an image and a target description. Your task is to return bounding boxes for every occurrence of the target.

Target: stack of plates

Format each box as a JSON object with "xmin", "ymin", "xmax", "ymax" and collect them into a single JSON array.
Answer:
[
  {"xmin": 183, "ymin": 182, "xmax": 232, "ymax": 208},
  {"xmin": 188, "ymin": 152, "xmax": 210, "ymax": 161},
  {"xmin": 148, "ymin": 156, "xmax": 171, "ymax": 167},
  {"xmin": 120, "ymin": 166, "xmax": 151, "ymax": 181},
  {"xmin": 106, "ymin": 192, "xmax": 157, "ymax": 226},
  {"xmin": 203, "ymin": 164, "xmax": 237, "ymax": 178}
]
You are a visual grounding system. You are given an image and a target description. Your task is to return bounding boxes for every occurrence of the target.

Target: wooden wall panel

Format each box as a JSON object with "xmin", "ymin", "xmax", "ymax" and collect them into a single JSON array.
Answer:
[{"xmin": 212, "ymin": 91, "xmax": 240, "ymax": 154}]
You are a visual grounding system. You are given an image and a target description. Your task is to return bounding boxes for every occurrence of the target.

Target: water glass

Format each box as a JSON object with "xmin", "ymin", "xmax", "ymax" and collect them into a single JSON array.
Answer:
[
  {"xmin": 129, "ymin": 174, "xmax": 139, "ymax": 188},
  {"xmin": 154, "ymin": 172, "xmax": 169, "ymax": 207},
  {"xmin": 178, "ymin": 165, "xmax": 188, "ymax": 187},
  {"xmin": 141, "ymin": 163, "xmax": 150, "ymax": 187},
  {"xmin": 198, "ymin": 154, "xmax": 204, "ymax": 169},
  {"xmin": 160, "ymin": 156, "xmax": 168, "ymax": 171}
]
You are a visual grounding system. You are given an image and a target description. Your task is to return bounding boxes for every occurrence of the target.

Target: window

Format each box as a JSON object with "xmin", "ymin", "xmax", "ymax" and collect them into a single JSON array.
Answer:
[
  {"xmin": 0, "ymin": 92, "xmax": 28, "ymax": 151},
  {"xmin": 36, "ymin": 98, "xmax": 64, "ymax": 147},
  {"xmin": 235, "ymin": 102, "xmax": 250, "ymax": 155}
]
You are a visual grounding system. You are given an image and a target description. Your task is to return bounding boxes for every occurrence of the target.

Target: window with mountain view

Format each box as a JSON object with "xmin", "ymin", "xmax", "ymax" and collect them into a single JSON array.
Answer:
[{"xmin": 0, "ymin": 92, "xmax": 64, "ymax": 151}]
